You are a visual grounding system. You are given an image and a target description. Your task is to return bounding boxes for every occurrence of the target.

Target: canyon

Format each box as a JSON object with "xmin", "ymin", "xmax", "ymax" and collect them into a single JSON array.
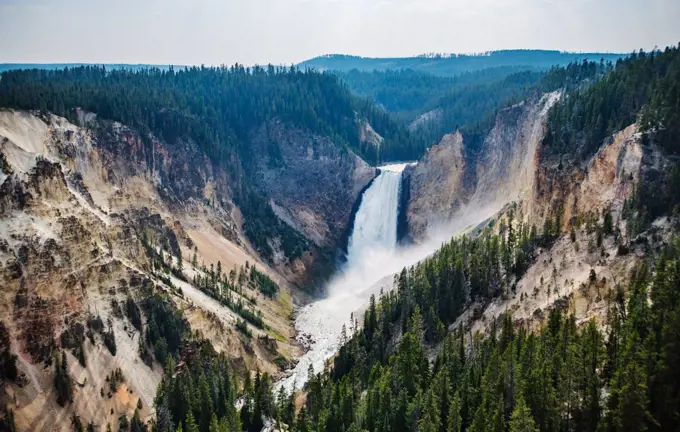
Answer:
[{"xmin": 0, "ymin": 57, "xmax": 677, "ymax": 431}]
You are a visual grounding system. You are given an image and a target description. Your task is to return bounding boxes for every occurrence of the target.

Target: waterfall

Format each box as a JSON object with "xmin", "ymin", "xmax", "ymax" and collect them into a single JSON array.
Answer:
[
  {"xmin": 275, "ymin": 163, "xmax": 410, "ymax": 393},
  {"xmin": 346, "ymin": 164, "xmax": 406, "ymax": 266}
]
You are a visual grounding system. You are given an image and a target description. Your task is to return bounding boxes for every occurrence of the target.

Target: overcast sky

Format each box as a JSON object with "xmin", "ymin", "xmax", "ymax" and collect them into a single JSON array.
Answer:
[{"xmin": 0, "ymin": 0, "xmax": 678, "ymax": 65}]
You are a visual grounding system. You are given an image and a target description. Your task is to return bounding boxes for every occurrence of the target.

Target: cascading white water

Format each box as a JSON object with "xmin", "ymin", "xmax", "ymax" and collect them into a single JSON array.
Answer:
[
  {"xmin": 346, "ymin": 165, "xmax": 403, "ymax": 267},
  {"xmin": 275, "ymin": 163, "xmax": 409, "ymax": 392}
]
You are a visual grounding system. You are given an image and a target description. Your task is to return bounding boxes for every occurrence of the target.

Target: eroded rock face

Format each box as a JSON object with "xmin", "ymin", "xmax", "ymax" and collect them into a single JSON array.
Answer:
[
  {"xmin": 251, "ymin": 119, "xmax": 376, "ymax": 247},
  {"xmin": 408, "ymin": 108, "xmax": 444, "ymax": 133},
  {"xmin": 473, "ymin": 92, "xmax": 561, "ymax": 212},
  {"xmin": 531, "ymin": 124, "xmax": 648, "ymax": 230},
  {"xmin": 359, "ymin": 120, "xmax": 385, "ymax": 150},
  {"xmin": 93, "ymin": 120, "xmax": 235, "ymax": 208},
  {"xmin": 453, "ymin": 122, "xmax": 667, "ymax": 338},
  {"xmin": 405, "ymin": 131, "xmax": 472, "ymax": 239},
  {"xmin": 404, "ymin": 92, "xmax": 561, "ymax": 240},
  {"xmin": 0, "ymin": 110, "xmax": 304, "ymax": 430}
]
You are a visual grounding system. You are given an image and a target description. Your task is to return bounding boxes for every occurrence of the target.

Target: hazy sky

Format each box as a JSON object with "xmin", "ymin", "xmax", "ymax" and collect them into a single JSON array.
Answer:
[{"xmin": 0, "ymin": 0, "xmax": 678, "ymax": 65}]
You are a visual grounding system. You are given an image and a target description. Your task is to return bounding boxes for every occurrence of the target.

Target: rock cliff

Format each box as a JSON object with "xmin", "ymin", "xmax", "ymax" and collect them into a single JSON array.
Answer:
[
  {"xmin": 404, "ymin": 131, "xmax": 472, "ymax": 238},
  {"xmin": 0, "ymin": 110, "xmax": 316, "ymax": 430},
  {"xmin": 404, "ymin": 92, "xmax": 561, "ymax": 240},
  {"xmin": 455, "ymin": 123, "xmax": 672, "ymax": 336},
  {"xmin": 251, "ymin": 119, "xmax": 375, "ymax": 248}
]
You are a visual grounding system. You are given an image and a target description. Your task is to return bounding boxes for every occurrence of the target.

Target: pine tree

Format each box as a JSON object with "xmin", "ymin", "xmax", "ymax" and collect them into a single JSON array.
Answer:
[
  {"xmin": 418, "ymin": 389, "xmax": 441, "ymax": 432},
  {"xmin": 608, "ymin": 335, "xmax": 653, "ymax": 432},
  {"xmin": 184, "ymin": 411, "xmax": 199, "ymax": 432},
  {"xmin": 176, "ymin": 249, "xmax": 183, "ymax": 273},
  {"xmin": 296, "ymin": 407, "xmax": 311, "ymax": 432},
  {"xmin": 509, "ymin": 395, "xmax": 539, "ymax": 432},
  {"xmin": 447, "ymin": 392, "xmax": 462, "ymax": 432},
  {"xmin": 208, "ymin": 414, "xmax": 220, "ymax": 432},
  {"xmin": 130, "ymin": 409, "xmax": 147, "ymax": 432},
  {"xmin": 198, "ymin": 373, "xmax": 215, "ymax": 431}
]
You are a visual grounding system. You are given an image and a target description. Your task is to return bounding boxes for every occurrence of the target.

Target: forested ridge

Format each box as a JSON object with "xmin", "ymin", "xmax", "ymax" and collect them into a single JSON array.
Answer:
[
  {"xmin": 545, "ymin": 45, "xmax": 680, "ymax": 160},
  {"xmin": 298, "ymin": 50, "xmax": 624, "ymax": 77},
  {"xmin": 0, "ymin": 65, "xmax": 421, "ymax": 165},
  {"xmin": 335, "ymin": 67, "xmax": 535, "ymax": 121},
  {"xmin": 0, "ymin": 65, "xmax": 419, "ymax": 261}
]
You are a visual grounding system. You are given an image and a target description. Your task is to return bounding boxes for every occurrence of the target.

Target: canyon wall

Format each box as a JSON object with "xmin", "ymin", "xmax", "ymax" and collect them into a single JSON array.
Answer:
[{"xmin": 0, "ymin": 109, "xmax": 376, "ymax": 429}]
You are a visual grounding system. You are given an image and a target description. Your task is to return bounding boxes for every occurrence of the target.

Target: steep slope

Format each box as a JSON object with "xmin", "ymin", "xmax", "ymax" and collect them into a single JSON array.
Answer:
[
  {"xmin": 0, "ymin": 110, "xmax": 304, "ymax": 430},
  {"xmin": 404, "ymin": 131, "xmax": 472, "ymax": 238},
  {"xmin": 401, "ymin": 46, "xmax": 680, "ymax": 338},
  {"xmin": 457, "ymin": 123, "xmax": 670, "ymax": 335},
  {"xmin": 251, "ymin": 119, "xmax": 375, "ymax": 249},
  {"xmin": 404, "ymin": 91, "xmax": 561, "ymax": 240},
  {"xmin": 404, "ymin": 94, "xmax": 671, "ymax": 335}
]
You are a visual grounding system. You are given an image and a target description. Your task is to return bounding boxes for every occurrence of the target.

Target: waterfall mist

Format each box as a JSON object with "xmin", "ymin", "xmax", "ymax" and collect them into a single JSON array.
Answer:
[{"xmin": 275, "ymin": 163, "xmax": 499, "ymax": 392}]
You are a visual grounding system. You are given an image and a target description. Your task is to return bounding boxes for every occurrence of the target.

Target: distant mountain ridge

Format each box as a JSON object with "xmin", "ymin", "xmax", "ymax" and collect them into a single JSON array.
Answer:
[{"xmin": 298, "ymin": 49, "xmax": 625, "ymax": 76}]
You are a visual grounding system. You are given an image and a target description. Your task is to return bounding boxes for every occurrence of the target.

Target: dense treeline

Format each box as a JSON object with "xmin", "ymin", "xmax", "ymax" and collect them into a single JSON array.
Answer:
[
  {"xmin": 337, "ymin": 67, "xmax": 533, "ymax": 121},
  {"xmin": 355, "ymin": 99, "xmax": 428, "ymax": 162},
  {"xmin": 141, "ymin": 294, "xmax": 190, "ymax": 366},
  {"xmin": 154, "ymin": 340, "xmax": 243, "ymax": 432},
  {"xmin": 533, "ymin": 59, "xmax": 614, "ymax": 94},
  {"xmin": 544, "ymin": 45, "xmax": 680, "ymax": 159},
  {"xmin": 273, "ymin": 238, "xmax": 680, "ymax": 432},
  {"xmin": 0, "ymin": 65, "xmax": 358, "ymax": 165},
  {"xmin": 0, "ymin": 65, "xmax": 425, "ymax": 166},
  {"xmin": 153, "ymin": 338, "xmax": 282, "ymax": 432}
]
